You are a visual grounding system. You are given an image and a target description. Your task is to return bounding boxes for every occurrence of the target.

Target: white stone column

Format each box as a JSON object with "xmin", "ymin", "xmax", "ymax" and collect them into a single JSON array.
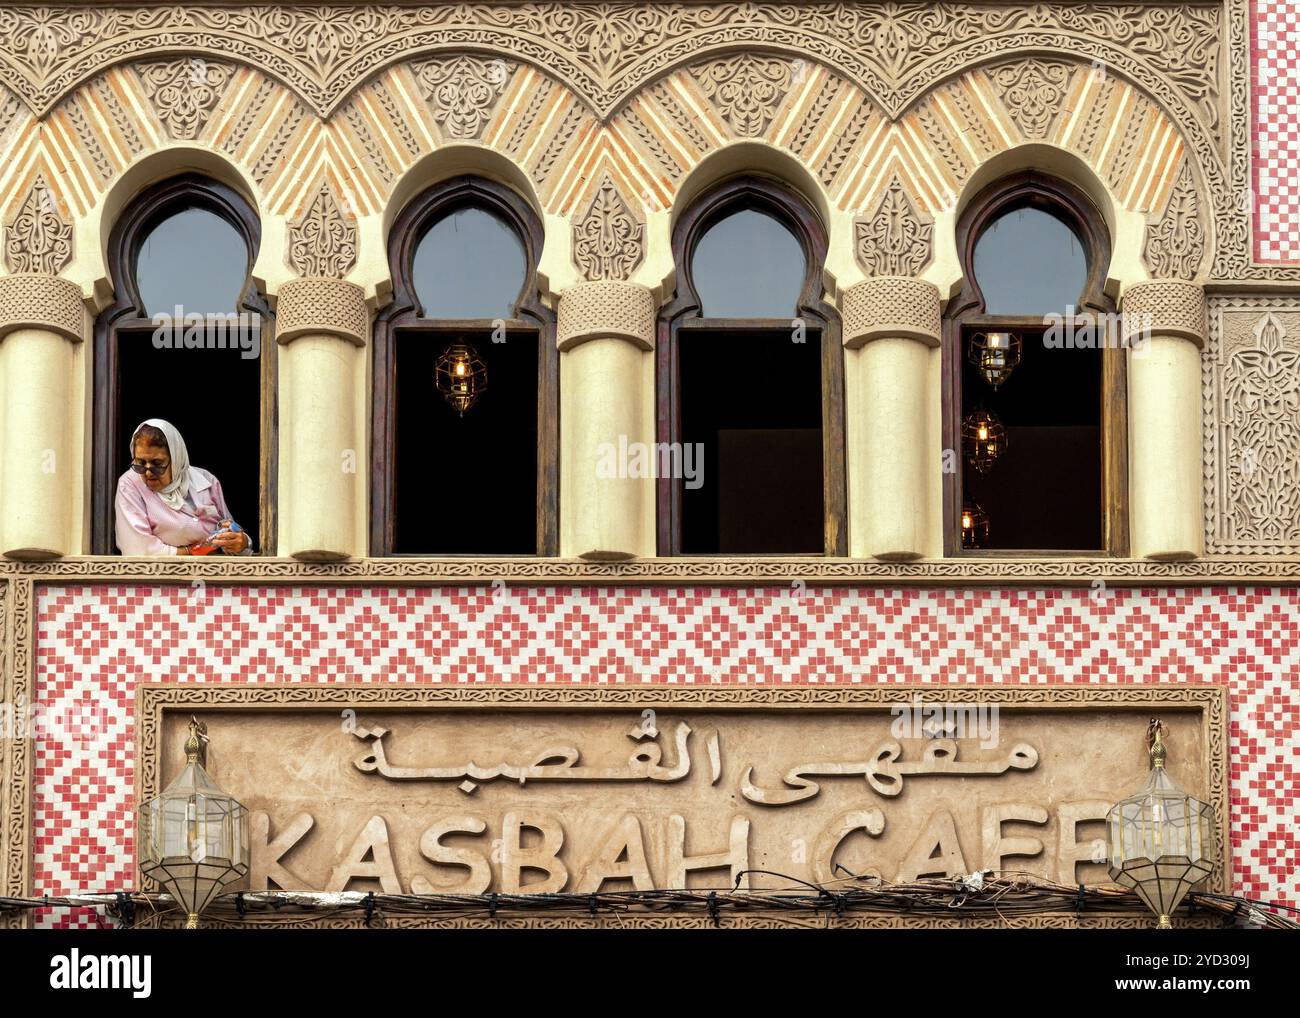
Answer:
[
  {"xmin": 557, "ymin": 280, "xmax": 656, "ymax": 560},
  {"xmin": 841, "ymin": 277, "xmax": 943, "ymax": 560},
  {"xmin": 276, "ymin": 278, "xmax": 369, "ymax": 561},
  {"xmin": 1123, "ymin": 280, "xmax": 1206, "ymax": 560},
  {"xmin": 0, "ymin": 275, "xmax": 86, "ymax": 559}
]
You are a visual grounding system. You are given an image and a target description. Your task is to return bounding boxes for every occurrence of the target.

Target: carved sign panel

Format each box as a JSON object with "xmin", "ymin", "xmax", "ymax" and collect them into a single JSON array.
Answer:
[{"xmin": 141, "ymin": 686, "xmax": 1226, "ymax": 899}]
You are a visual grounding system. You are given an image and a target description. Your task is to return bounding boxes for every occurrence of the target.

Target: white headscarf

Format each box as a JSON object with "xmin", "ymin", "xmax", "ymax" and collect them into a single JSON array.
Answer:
[{"xmin": 131, "ymin": 418, "xmax": 192, "ymax": 511}]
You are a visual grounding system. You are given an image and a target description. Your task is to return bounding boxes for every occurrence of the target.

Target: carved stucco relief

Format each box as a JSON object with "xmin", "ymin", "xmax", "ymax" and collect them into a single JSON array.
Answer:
[
  {"xmin": 690, "ymin": 54, "xmax": 794, "ymax": 138},
  {"xmin": 1144, "ymin": 159, "xmax": 1206, "ymax": 281},
  {"xmin": 135, "ymin": 58, "xmax": 234, "ymax": 140},
  {"xmin": 854, "ymin": 174, "xmax": 933, "ymax": 277},
  {"xmin": 987, "ymin": 58, "xmax": 1075, "ymax": 140},
  {"xmin": 0, "ymin": 3, "xmax": 1264, "ymax": 280},
  {"xmin": 3, "ymin": 174, "xmax": 72, "ymax": 276},
  {"xmin": 414, "ymin": 54, "xmax": 514, "ymax": 141},
  {"xmin": 1204, "ymin": 298, "xmax": 1300, "ymax": 555},
  {"xmin": 570, "ymin": 173, "xmax": 644, "ymax": 282},
  {"xmin": 287, "ymin": 181, "xmax": 358, "ymax": 279}
]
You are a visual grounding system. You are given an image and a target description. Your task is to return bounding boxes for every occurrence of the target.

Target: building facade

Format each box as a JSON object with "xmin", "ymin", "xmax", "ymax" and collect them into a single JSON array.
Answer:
[{"xmin": 0, "ymin": 1, "xmax": 1296, "ymax": 929}]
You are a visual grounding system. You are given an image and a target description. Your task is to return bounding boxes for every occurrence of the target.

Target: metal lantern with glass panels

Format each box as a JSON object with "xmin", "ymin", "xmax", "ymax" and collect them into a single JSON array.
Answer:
[
  {"xmin": 967, "ymin": 330, "xmax": 1022, "ymax": 390},
  {"xmin": 138, "ymin": 717, "xmax": 249, "ymax": 929},
  {"xmin": 1106, "ymin": 720, "xmax": 1216, "ymax": 929},
  {"xmin": 960, "ymin": 500, "xmax": 990, "ymax": 549},
  {"xmin": 435, "ymin": 339, "xmax": 489, "ymax": 415},
  {"xmin": 961, "ymin": 408, "xmax": 1007, "ymax": 474}
]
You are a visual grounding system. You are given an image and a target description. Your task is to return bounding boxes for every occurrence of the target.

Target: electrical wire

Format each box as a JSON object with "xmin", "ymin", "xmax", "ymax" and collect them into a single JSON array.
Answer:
[{"xmin": 2, "ymin": 875, "xmax": 1295, "ymax": 929}]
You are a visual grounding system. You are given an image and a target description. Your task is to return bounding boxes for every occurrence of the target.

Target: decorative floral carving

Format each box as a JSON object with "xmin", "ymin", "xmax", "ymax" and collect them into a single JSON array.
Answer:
[
  {"xmin": 287, "ymin": 182, "xmax": 358, "ymax": 280},
  {"xmin": 691, "ymin": 54, "xmax": 792, "ymax": 137},
  {"xmin": 414, "ymin": 54, "xmax": 512, "ymax": 140},
  {"xmin": 136, "ymin": 57, "xmax": 232, "ymax": 140},
  {"xmin": 571, "ymin": 174, "xmax": 644, "ymax": 282},
  {"xmin": 854, "ymin": 174, "xmax": 933, "ymax": 277},
  {"xmin": 0, "ymin": 3, "xmax": 1267, "ymax": 283},
  {"xmin": 1223, "ymin": 314, "xmax": 1300, "ymax": 546},
  {"xmin": 3, "ymin": 174, "xmax": 71, "ymax": 275},
  {"xmin": 1144, "ymin": 160, "xmax": 1204, "ymax": 280},
  {"xmin": 989, "ymin": 58, "xmax": 1073, "ymax": 138},
  {"xmin": 1205, "ymin": 299, "xmax": 1300, "ymax": 554}
]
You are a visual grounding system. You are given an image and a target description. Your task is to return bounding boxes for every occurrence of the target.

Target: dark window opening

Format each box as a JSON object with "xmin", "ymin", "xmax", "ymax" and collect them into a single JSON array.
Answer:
[
  {"xmin": 945, "ymin": 171, "xmax": 1122, "ymax": 556},
  {"xmin": 679, "ymin": 329, "xmax": 824, "ymax": 554},
  {"xmin": 960, "ymin": 325, "xmax": 1102, "ymax": 550},
  {"xmin": 392, "ymin": 328, "xmax": 539, "ymax": 555},
  {"xmin": 94, "ymin": 174, "xmax": 274, "ymax": 555},
  {"xmin": 659, "ymin": 175, "xmax": 845, "ymax": 557},
  {"xmin": 373, "ymin": 177, "xmax": 558, "ymax": 557},
  {"xmin": 115, "ymin": 325, "xmax": 263, "ymax": 540}
]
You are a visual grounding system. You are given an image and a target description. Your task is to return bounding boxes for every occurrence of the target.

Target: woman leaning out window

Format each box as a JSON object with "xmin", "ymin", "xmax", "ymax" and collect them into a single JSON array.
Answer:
[{"xmin": 114, "ymin": 418, "xmax": 253, "ymax": 556}]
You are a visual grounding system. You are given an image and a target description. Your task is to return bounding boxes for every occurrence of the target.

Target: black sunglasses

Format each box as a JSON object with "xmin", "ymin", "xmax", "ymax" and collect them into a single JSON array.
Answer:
[{"xmin": 130, "ymin": 459, "xmax": 170, "ymax": 477}]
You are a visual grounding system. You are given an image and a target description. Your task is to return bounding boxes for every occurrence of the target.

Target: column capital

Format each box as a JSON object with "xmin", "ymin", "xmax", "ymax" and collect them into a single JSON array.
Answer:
[
  {"xmin": 841, "ymin": 277, "xmax": 941, "ymax": 349},
  {"xmin": 1120, "ymin": 279, "xmax": 1207, "ymax": 348},
  {"xmin": 557, "ymin": 280, "xmax": 655, "ymax": 352},
  {"xmin": 0, "ymin": 274, "xmax": 84, "ymax": 343},
  {"xmin": 275, "ymin": 277, "xmax": 369, "ymax": 347}
]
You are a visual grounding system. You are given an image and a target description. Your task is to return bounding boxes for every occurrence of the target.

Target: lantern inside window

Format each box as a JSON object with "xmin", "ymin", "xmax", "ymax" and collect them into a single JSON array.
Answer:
[
  {"xmin": 435, "ymin": 340, "xmax": 489, "ymax": 415},
  {"xmin": 968, "ymin": 330, "xmax": 1022, "ymax": 389},
  {"xmin": 960, "ymin": 500, "xmax": 989, "ymax": 549},
  {"xmin": 961, "ymin": 408, "xmax": 1007, "ymax": 474}
]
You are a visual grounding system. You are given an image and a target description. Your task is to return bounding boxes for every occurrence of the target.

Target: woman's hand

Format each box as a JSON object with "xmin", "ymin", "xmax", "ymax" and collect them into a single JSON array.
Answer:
[{"xmin": 212, "ymin": 528, "xmax": 249, "ymax": 554}]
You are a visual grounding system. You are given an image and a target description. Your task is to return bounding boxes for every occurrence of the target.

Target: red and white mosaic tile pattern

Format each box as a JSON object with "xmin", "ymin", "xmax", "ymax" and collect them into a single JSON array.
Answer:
[
  {"xmin": 29, "ymin": 584, "xmax": 1300, "ymax": 928},
  {"xmin": 1253, "ymin": 0, "xmax": 1300, "ymax": 262}
]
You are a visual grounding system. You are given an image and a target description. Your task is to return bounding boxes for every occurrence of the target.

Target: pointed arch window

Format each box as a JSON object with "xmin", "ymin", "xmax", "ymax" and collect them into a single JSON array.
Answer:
[
  {"xmin": 659, "ymin": 176, "xmax": 846, "ymax": 555},
  {"xmin": 94, "ymin": 173, "xmax": 273, "ymax": 554},
  {"xmin": 373, "ymin": 176, "xmax": 557, "ymax": 556},
  {"xmin": 944, "ymin": 172, "xmax": 1126, "ymax": 554}
]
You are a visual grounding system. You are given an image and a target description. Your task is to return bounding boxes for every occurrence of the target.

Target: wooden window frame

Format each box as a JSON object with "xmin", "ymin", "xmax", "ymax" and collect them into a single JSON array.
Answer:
[
  {"xmin": 371, "ymin": 175, "xmax": 558, "ymax": 557},
  {"xmin": 942, "ymin": 170, "xmax": 1128, "ymax": 558},
  {"xmin": 656, "ymin": 175, "xmax": 847, "ymax": 557},
  {"xmin": 93, "ymin": 173, "xmax": 275, "ymax": 555}
]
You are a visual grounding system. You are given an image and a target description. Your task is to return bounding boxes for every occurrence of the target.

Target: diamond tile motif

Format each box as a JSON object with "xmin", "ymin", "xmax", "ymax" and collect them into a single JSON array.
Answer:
[{"xmin": 29, "ymin": 584, "xmax": 1299, "ymax": 927}]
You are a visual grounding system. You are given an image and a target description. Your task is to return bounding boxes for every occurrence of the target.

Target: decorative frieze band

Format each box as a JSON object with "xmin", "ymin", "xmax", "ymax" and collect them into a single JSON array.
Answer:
[
  {"xmin": 0, "ymin": 274, "xmax": 84, "ymax": 343},
  {"xmin": 841, "ymin": 277, "xmax": 942, "ymax": 348},
  {"xmin": 1121, "ymin": 280, "xmax": 1208, "ymax": 347},
  {"xmin": 275, "ymin": 277, "xmax": 369, "ymax": 346},
  {"xmin": 556, "ymin": 280, "xmax": 655, "ymax": 351}
]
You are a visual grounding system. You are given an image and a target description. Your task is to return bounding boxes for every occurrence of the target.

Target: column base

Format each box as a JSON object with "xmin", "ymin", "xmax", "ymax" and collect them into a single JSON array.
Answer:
[
  {"xmin": 3, "ymin": 546, "xmax": 64, "ymax": 561},
  {"xmin": 291, "ymin": 548, "xmax": 353, "ymax": 563}
]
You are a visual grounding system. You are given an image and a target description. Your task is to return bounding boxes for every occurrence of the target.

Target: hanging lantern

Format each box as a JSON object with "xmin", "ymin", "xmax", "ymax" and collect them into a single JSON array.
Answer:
[
  {"xmin": 138, "ymin": 717, "xmax": 248, "ymax": 929},
  {"xmin": 1106, "ymin": 720, "xmax": 1217, "ymax": 929},
  {"xmin": 960, "ymin": 500, "xmax": 989, "ymax": 549},
  {"xmin": 968, "ymin": 330, "xmax": 1022, "ymax": 389},
  {"xmin": 962, "ymin": 408, "xmax": 1007, "ymax": 474},
  {"xmin": 435, "ymin": 340, "xmax": 489, "ymax": 415}
]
